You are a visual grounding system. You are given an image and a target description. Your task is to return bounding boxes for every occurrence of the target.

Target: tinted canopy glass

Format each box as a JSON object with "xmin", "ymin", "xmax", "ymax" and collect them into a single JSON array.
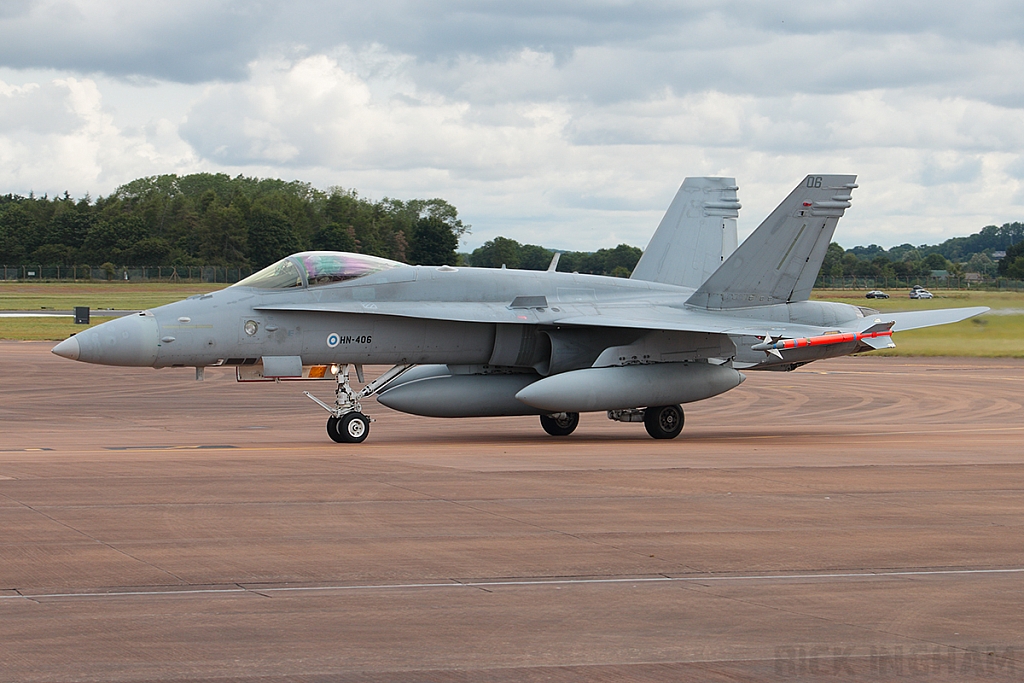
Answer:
[
  {"xmin": 233, "ymin": 252, "xmax": 404, "ymax": 289},
  {"xmin": 233, "ymin": 258, "xmax": 303, "ymax": 289},
  {"xmin": 298, "ymin": 251, "xmax": 403, "ymax": 286}
]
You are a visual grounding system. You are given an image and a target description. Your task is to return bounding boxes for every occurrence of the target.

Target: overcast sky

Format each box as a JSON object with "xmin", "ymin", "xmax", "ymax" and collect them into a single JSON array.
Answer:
[{"xmin": 1, "ymin": 1, "xmax": 1023, "ymax": 251}]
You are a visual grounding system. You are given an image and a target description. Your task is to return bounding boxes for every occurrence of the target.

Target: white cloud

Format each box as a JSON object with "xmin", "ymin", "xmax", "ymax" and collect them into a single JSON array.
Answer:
[
  {"xmin": 0, "ymin": 76, "xmax": 198, "ymax": 195},
  {"xmin": 181, "ymin": 54, "xmax": 573, "ymax": 177},
  {"xmin": 0, "ymin": 2, "xmax": 1023, "ymax": 250}
]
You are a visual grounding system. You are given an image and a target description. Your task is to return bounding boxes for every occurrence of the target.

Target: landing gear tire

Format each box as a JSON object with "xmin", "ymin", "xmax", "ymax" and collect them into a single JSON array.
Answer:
[
  {"xmin": 327, "ymin": 412, "xmax": 370, "ymax": 443},
  {"xmin": 644, "ymin": 405, "xmax": 684, "ymax": 439},
  {"xmin": 540, "ymin": 412, "xmax": 579, "ymax": 437}
]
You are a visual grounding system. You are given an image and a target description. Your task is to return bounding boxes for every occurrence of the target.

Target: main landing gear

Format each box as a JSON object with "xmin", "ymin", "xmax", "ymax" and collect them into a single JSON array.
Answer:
[
  {"xmin": 643, "ymin": 404, "xmax": 684, "ymax": 439},
  {"xmin": 305, "ymin": 364, "xmax": 411, "ymax": 443},
  {"xmin": 607, "ymin": 405, "xmax": 685, "ymax": 439},
  {"xmin": 540, "ymin": 412, "xmax": 579, "ymax": 436}
]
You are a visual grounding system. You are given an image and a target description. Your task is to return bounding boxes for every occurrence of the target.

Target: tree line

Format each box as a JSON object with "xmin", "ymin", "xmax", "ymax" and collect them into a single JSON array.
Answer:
[
  {"xmin": 825, "ymin": 222, "xmax": 1024, "ymax": 280},
  {"xmin": 1, "ymin": 172, "xmax": 1021, "ymax": 280},
  {"xmin": 465, "ymin": 236, "xmax": 642, "ymax": 276},
  {"xmin": 0, "ymin": 173, "xmax": 644, "ymax": 277},
  {"xmin": 0, "ymin": 174, "xmax": 468, "ymax": 269}
]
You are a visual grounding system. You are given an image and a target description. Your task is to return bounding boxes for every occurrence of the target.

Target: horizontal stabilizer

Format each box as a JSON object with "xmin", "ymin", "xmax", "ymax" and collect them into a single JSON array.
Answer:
[{"xmin": 870, "ymin": 307, "xmax": 989, "ymax": 332}]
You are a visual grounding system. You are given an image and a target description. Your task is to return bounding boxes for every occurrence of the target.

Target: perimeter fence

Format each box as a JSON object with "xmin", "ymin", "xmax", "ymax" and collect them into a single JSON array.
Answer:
[
  {"xmin": 0, "ymin": 265, "xmax": 255, "ymax": 283},
  {"xmin": 814, "ymin": 275, "xmax": 1024, "ymax": 291}
]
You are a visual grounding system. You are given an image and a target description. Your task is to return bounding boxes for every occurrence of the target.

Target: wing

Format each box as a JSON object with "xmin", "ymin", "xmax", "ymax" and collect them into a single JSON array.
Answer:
[
  {"xmin": 255, "ymin": 300, "xmax": 989, "ymax": 341},
  {"xmin": 255, "ymin": 300, "xmax": 834, "ymax": 337}
]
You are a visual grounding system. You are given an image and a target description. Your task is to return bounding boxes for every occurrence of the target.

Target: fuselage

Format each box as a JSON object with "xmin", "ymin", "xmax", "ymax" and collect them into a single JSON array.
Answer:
[{"xmin": 54, "ymin": 259, "xmax": 870, "ymax": 373}]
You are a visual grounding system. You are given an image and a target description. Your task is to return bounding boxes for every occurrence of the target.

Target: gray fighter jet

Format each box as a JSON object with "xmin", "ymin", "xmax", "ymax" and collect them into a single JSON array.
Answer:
[{"xmin": 52, "ymin": 175, "xmax": 987, "ymax": 443}]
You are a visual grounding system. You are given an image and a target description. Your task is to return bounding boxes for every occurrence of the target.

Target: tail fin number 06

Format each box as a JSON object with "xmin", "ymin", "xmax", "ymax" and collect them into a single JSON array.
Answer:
[{"xmin": 806, "ymin": 176, "xmax": 823, "ymax": 188}]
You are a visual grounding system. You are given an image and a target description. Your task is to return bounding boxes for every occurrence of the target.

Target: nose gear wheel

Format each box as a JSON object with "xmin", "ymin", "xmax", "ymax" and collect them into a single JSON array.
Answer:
[{"xmin": 306, "ymin": 364, "xmax": 412, "ymax": 444}]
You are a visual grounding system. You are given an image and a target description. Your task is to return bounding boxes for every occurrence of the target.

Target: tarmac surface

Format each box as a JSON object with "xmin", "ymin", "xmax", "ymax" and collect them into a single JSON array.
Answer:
[{"xmin": 1, "ymin": 341, "xmax": 1023, "ymax": 681}]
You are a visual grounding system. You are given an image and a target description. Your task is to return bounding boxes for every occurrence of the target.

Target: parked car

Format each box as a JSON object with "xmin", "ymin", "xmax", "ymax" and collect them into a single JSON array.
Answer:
[
  {"xmin": 910, "ymin": 289, "xmax": 933, "ymax": 299},
  {"xmin": 865, "ymin": 290, "xmax": 889, "ymax": 299}
]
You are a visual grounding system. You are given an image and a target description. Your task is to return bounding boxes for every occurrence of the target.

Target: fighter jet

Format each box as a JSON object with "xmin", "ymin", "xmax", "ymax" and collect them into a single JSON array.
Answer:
[{"xmin": 51, "ymin": 175, "xmax": 987, "ymax": 443}]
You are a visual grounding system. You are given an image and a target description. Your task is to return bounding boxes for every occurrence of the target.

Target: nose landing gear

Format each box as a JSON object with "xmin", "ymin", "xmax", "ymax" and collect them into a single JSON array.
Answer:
[
  {"xmin": 327, "ymin": 412, "xmax": 370, "ymax": 443},
  {"xmin": 305, "ymin": 364, "xmax": 411, "ymax": 443}
]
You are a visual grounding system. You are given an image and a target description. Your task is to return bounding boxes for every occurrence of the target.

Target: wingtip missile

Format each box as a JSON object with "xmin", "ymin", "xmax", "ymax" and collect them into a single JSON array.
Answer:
[{"xmin": 751, "ymin": 321, "xmax": 896, "ymax": 355}]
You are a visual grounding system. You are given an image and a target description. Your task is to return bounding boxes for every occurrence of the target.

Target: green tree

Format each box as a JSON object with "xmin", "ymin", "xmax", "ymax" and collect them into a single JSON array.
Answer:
[
  {"xmin": 518, "ymin": 244, "xmax": 555, "ymax": 270},
  {"xmin": 46, "ymin": 205, "xmax": 92, "ymax": 248},
  {"xmin": 966, "ymin": 252, "xmax": 997, "ymax": 276},
  {"xmin": 0, "ymin": 203, "xmax": 37, "ymax": 262},
  {"xmin": 247, "ymin": 205, "xmax": 299, "ymax": 268},
  {"xmin": 923, "ymin": 252, "xmax": 950, "ymax": 271},
  {"xmin": 471, "ymin": 237, "xmax": 522, "ymax": 268},
  {"xmin": 196, "ymin": 200, "xmax": 247, "ymax": 266},
  {"xmin": 600, "ymin": 244, "xmax": 643, "ymax": 274},
  {"xmin": 409, "ymin": 216, "xmax": 458, "ymax": 265},
  {"xmin": 80, "ymin": 216, "xmax": 148, "ymax": 265},
  {"xmin": 312, "ymin": 222, "xmax": 357, "ymax": 253},
  {"xmin": 1005, "ymin": 256, "xmax": 1024, "ymax": 280},
  {"xmin": 997, "ymin": 241, "xmax": 1024, "ymax": 276},
  {"xmin": 821, "ymin": 242, "xmax": 845, "ymax": 278},
  {"xmin": 127, "ymin": 237, "xmax": 172, "ymax": 265},
  {"xmin": 30, "ymin": 243, "xmax": 75, "ymax": 264}
]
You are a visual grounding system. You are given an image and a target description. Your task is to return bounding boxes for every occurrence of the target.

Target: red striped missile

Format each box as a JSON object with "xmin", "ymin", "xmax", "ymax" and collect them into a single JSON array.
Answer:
[{"xmin": 752, "ymin": 321, "xmax": 895, "ymax": 358}]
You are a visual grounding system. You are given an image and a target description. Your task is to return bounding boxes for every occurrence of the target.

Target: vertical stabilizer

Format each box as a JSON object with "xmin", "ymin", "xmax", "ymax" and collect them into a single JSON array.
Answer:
[
  {"xmin": 631, "ymin": 177, "xmax": 740, "ymax": 289},
  {"xmin": 686, "ymin": 175, "xmax": 857, "ymax": 309}
]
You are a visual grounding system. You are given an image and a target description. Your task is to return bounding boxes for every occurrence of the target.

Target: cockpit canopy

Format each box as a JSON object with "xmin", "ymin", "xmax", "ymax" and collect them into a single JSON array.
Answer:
[{"xmin": 232, "ymin": 251, "xmax": 404, "ymax": 289}]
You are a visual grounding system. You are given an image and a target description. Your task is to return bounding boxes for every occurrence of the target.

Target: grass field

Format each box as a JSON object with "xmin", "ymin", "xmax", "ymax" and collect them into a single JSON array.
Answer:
[
  {"xmin": 811, "ymin": 288, "xmax": 1024, "ymax": 314},
  {"xmin": 0, "ymin": 281, "xmax": 227, "ymax": 311},
  {"xmin": 0, "ymin": 281, "xmax": 229, "ymax": 341},
  {"xmin": 811, "ymin": 289, "xmax": 1024, "ymax": 357},
  {"xmin": 1, "ymin": 282, "xmax": 1022, "ymax": 356},
  {"xmin": 0, "ymin": 316, "xmax": 120, "ymax": 341}
]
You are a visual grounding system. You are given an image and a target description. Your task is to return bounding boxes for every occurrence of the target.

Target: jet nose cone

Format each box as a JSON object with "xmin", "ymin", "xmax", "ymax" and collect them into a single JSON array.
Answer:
[
  {"xmin": 67, "ymin": 313, "xmax": 160, "ymax": 366},
  {"xmin": 52, "ymin": 336, "xmax": 81, "ymax": 360}
]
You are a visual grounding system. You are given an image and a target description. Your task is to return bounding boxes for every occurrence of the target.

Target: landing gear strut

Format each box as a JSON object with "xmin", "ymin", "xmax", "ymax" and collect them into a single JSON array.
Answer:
[
  {"xmin": 306, "ymin": 364, "xmax": 411, "ymax": 444},
  {"xmin": 643, "ymin": 404, "xmax": 684, "ymax": 439},
  {"xmin": 540, "ymin": 412, "xmax": 579, "ymax": 436}
]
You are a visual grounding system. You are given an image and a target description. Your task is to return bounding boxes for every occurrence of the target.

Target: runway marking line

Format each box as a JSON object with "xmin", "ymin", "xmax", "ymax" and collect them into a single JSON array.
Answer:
[
  {"xmin": 5, "ymin": 567, "xmax": 1024, "ymax": 602},
  {"xmin": 103, "ymin": 445, "xmax": 239, "ymax": 451},
  {"xmin": 7, "ymin": 423, "xmax": 1021, "ymax": 456}
]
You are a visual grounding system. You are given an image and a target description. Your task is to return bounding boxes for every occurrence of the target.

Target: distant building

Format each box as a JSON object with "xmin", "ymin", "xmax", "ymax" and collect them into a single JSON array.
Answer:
[
  {"xmin": 965, "ymin": 272, "xmax": 983, "ymax": 282},
  {"xmin": 992, "ymin": 251, "xmax": 1007, "ymax": 260},
  {"xmin": 930, "ymin": 269, "xmax": 949, "ymax": 279}
]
